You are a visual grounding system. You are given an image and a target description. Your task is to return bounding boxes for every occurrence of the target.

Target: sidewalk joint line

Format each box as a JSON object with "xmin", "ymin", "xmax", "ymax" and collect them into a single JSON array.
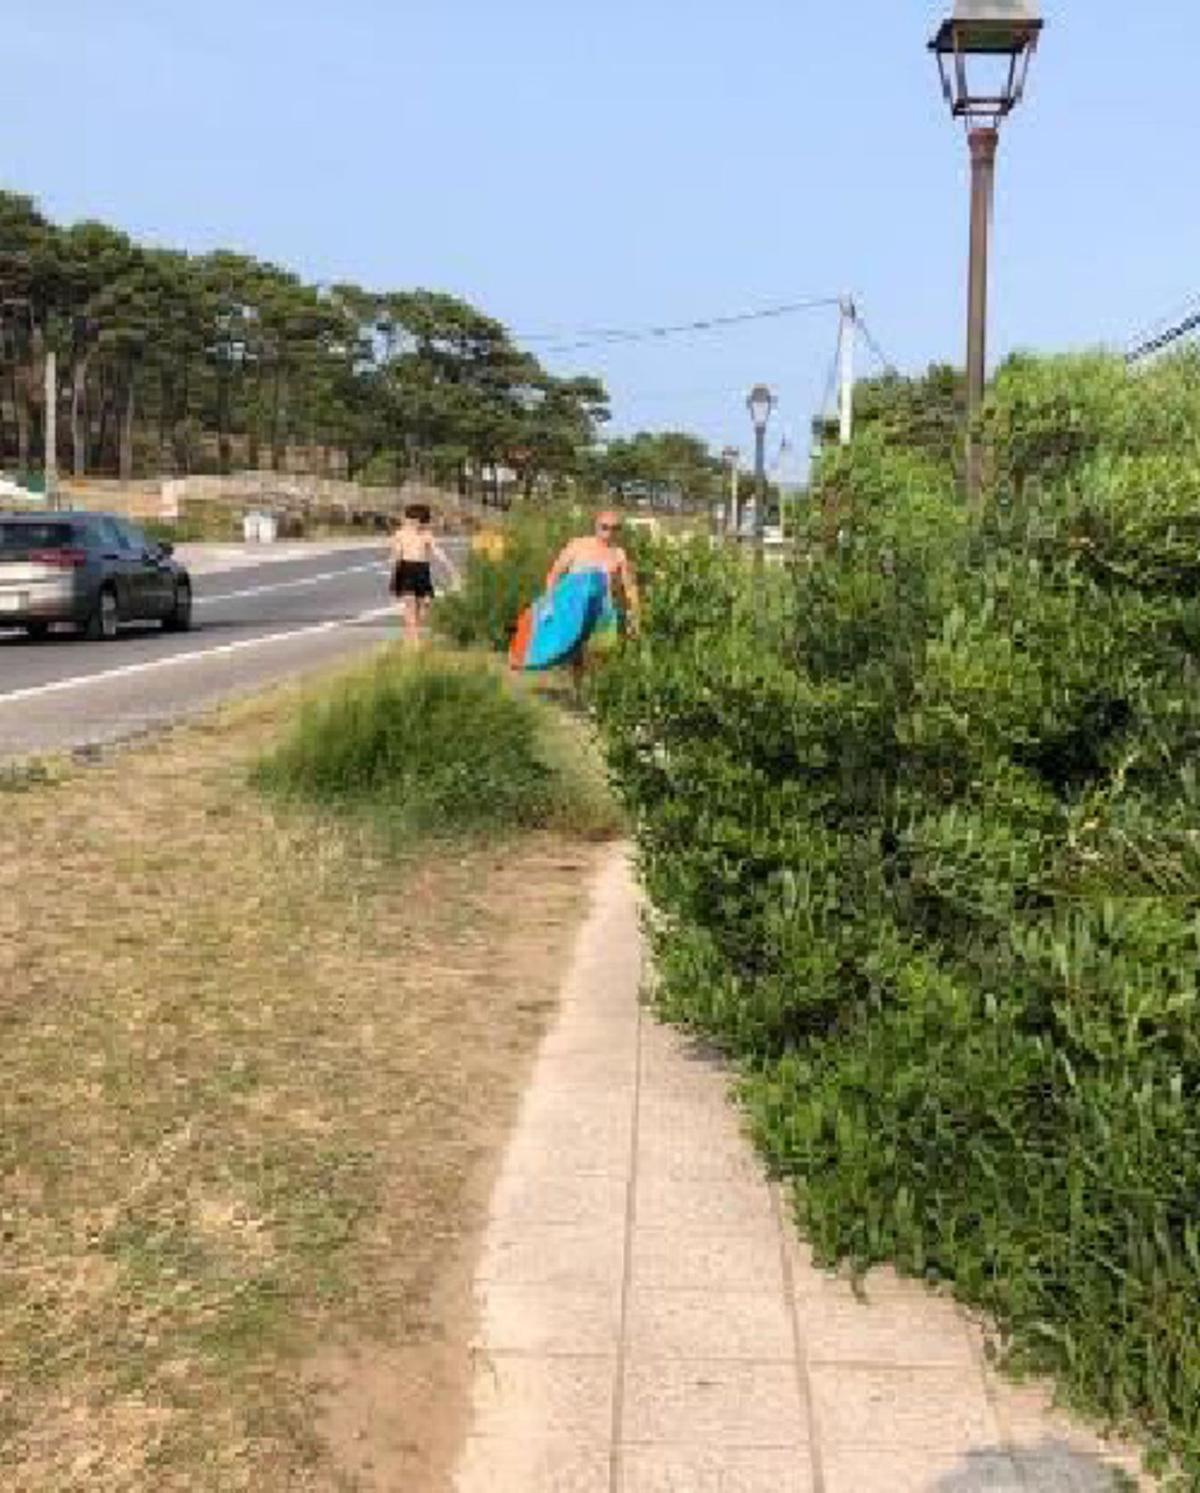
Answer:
[
  {"xmin": 964, "ymin": 1298, "xmax": 1028, "ymax": 1489},
  {"xmin": 774, "ymin": 1183, "xmax": 826, "ymax": 1493},
  {"xmin": 608, "ymin": 896, "xmax": 646, "ymax": 1493}
]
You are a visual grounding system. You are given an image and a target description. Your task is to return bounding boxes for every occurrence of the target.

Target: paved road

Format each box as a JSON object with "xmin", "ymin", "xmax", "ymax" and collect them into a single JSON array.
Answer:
[{"xmin": 0, "ymin": 541, "xmax": 467, "ymax": 760}]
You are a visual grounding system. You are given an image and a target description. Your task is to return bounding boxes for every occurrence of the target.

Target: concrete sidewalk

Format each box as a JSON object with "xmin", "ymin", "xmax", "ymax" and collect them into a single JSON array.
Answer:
[{"xmin": 453, "ymin": 850, "xmax": 1151, "ymax": 1492}]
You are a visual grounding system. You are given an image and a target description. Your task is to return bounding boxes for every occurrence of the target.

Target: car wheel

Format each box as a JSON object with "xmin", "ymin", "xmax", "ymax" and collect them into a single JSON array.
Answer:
[
  {"xmin": 23, "ymin": 622, "xmax": 49, "ymax": 641},
  {"xmin": 85, "ymin": 587, "xmax": 119, "ymax": 642},
  {"xmin": 164, "ymin": 579, "xmax": 193, "ymax": 632}
]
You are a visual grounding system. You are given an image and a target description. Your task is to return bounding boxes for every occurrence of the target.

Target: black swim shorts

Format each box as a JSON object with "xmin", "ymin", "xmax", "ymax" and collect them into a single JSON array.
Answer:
[{"xmin": 390, "ymin": 560, "xmax": 435, "ymax": 599}]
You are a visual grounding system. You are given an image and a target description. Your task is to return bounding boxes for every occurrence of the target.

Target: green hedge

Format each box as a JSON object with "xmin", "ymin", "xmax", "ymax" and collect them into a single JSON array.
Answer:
[
  {"xmin": 594, "ymin": 353, "xmax": 1200, "ymax": 1481},
  {"xmin": 433, "ymin": 508, "xmax": 583, "ymax": 652},
  {"xmin": 433, "ymin": 504, "xmax": 655, "ymax": 655}
]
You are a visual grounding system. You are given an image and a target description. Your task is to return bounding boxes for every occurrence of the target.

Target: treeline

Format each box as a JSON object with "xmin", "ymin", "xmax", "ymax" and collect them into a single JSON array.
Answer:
[
  {"xmin": 588, "ymin": 430, "xmax": 726, "ymax": 510},
  {"xmin": 0, "ymin": 192, "xmax": 610, "ymax": 495}
]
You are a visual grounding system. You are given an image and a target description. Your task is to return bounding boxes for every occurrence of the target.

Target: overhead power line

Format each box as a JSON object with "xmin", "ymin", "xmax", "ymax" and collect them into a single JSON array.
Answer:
[
  {"xmin": 516, "ymin": 296, "xmax": 842, "ymax": 356},
  {"xmin": 855, "ymin": 314, "xmax": 898, "ymax": 375},
  {"xmin": 1126, "ymin": 304, "xmax": 1200, "ymax": 365},
  {"xmin": 1125, "ymin": 292, "xmax": 1200, "ymax": 356}
]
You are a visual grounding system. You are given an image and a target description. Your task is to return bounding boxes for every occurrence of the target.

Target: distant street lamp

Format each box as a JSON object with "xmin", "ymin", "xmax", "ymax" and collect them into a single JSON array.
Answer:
[
  {"xmin": 930, "ymin": 0, "xmax": 1043, "ymax": 507},
  {"xmin": 746, "ymin": 384, "xmax": 776, "ymax": 540}
]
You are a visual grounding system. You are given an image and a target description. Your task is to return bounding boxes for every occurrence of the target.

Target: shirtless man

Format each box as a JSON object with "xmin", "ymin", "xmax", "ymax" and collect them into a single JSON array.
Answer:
[
  {"xmin": 388, "ymin": 504, "xmax": 458, "ymax": 645},
  {"xmin": 544, "ymin": 510, "xmax": 640, "ymax": 687}
]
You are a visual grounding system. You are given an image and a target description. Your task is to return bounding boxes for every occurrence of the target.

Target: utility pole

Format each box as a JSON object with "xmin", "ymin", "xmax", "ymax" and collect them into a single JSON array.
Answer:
[
  {"xmin": 838, "ymin": 297, "xmax": 856, "ymax": 446},
  {"xmin": 44, "ymin": 349, "xmax": 58, "ymax": 509},
  {"xmin": 722, "ymin": 446, "xmax": 740, "ymax": 539},
  {"xmin": 777, "ymin": 435, "xmax": 793, "ymax": 540}
]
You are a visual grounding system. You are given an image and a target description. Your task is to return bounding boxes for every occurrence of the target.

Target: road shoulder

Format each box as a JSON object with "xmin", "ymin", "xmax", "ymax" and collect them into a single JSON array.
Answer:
[{"xmin": 0, "ymin": 675, "xmax": 606, "ymax": 1489}]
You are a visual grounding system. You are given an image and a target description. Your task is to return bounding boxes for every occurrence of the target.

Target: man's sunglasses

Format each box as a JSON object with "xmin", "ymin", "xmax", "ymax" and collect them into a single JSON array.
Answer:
[{"xmin": 598, "ymin": 522, "xmax": 621, "ymax": 534}]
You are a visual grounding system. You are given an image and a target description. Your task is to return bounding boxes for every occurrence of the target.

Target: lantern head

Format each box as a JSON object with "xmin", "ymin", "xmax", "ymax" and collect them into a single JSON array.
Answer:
[
  {"xmin": 930, "ymin": 1, "xmax": 1043, "ymax": 127},
  {"xmin": 747, "ymin": 385, "xmax": 776, "ymax": 431}
]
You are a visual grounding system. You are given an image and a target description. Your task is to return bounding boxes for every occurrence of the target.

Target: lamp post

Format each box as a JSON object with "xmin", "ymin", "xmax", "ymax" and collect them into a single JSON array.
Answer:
[
  {"xmin": 930, "ymin": 0, "xmax": 1043, "ymax": 507},
  {"xmin": 746, "ymin": 384, "xmax": 775, "ymax": 541}
]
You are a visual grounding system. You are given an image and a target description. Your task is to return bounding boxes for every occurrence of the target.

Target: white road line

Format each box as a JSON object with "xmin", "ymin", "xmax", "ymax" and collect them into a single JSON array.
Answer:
[
  {"xmin": 196, "ymin": 542, "xmax": 466, "ymax": 602},
  {"xmin": 0, "ymin": 605, "xmax": 396, "ymax": 707},
  {"xmin": 196, "ymin": 560, "xmax": 387, "ymax": 604}
]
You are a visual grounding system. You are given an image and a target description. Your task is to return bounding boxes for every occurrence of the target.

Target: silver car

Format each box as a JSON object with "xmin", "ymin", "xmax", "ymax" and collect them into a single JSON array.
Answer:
[{"xmin": 0, "ymin": 511, "xmax": 193, "ymax": 640}]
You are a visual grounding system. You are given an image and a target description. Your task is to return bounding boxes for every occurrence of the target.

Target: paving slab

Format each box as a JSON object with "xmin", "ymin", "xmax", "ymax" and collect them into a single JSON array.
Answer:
[
  {"xmin": 618, "ymin": 1445, "xmax": 815, "ymax": 1493},
  {"xmin": 451, "ymin": 848, "xmax": 1155, "ymax": 1493},
  {"xmin": 625, "ymin": 1287, "xmax": 795, "ymax": 1363}
]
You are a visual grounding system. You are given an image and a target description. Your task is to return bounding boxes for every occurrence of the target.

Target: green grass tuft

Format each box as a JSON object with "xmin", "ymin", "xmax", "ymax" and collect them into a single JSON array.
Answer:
[{"xmin": 256, "ymin": 649, "xmax": 620, "ymax": 845}]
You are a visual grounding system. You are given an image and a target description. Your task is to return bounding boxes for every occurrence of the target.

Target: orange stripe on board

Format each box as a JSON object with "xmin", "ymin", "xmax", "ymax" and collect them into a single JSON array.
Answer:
[{"xmin": 508, "ymin": 605, "xmax": 534, "ymax": 670}]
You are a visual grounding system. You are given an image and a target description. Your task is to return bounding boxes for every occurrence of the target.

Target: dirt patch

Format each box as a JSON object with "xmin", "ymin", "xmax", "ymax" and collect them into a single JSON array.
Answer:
[
  {"xmin": 307, "ymin": 844, "xmax": 599, "ymax": 1492},
  {"xmin": 0, "ymin": 678, "xmax": 605, "ymax": 1490}
]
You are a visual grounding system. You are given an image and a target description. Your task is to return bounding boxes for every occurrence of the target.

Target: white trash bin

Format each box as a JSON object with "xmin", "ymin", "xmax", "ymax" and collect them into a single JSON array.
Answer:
[{"xmin": 242, "ymin": 510, "xmax": 278, "ymax": 543}]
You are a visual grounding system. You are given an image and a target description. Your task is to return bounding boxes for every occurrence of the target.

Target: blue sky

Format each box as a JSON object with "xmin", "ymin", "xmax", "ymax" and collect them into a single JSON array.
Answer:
[{"xmin": 6, "ymin": 2, "xmax": 1197, "ymax": 471}]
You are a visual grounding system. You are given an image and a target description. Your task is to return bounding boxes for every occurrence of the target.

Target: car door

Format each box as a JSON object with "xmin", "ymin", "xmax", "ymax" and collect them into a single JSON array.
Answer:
[
  {"xmin": 140, "ymin": 526, "xmax": 176, "ymax": 617},
  {"xmin": 95, "ymin": 517, "xmax": 138, "ymax": 618},
  {"xmin": 117, "ymin": 520, "xmax": 170, "ymax": 618}
]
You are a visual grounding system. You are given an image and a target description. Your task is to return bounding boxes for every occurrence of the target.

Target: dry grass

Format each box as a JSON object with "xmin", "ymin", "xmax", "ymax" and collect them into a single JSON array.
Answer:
[{"xmin": 0, "ymin": 678, "xmax": 606, "ymax": 1490}]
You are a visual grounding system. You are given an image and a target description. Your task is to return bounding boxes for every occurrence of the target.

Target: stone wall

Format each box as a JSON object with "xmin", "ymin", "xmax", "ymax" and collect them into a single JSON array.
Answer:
[{"xmin": 58, "ymin": 474, "xmax": 495, "ymax": 530}]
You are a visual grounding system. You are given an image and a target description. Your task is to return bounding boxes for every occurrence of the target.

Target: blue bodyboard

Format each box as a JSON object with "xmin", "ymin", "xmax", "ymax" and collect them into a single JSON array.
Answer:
[{"xmin": 522, "ymin": 570, "xmax": 609, "ymax": 671}]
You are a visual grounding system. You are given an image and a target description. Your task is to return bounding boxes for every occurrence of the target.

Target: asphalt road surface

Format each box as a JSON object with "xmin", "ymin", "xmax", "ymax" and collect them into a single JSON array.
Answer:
[{"xmin": 0, "ymin": 541, "xmax": 467, "ymax": 761}]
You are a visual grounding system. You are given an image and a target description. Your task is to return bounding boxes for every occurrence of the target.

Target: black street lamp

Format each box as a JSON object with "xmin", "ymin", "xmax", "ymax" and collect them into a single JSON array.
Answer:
[
  {"xmin": 746, "ymin": 384, "xmax": 775, "ymax": 541},
  {"xmin": 930, "ymin": 0, "xmax": 1043, "ymax": 507}
]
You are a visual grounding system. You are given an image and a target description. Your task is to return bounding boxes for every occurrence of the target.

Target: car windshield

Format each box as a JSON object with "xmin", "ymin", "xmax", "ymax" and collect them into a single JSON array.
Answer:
[{"xmin": 0, "ymin": 521, "xmax": 80, "ymax": 552}]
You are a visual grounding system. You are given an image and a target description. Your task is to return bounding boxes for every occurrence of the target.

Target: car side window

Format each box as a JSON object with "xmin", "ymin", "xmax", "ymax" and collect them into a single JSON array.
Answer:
[
  {"xmin": 98, "ymin": 519, "xmax": 125, "ymax": 551},
  {"xmin": 120, "ymin": 522, "xmax": 150, "ymax": 554}
]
